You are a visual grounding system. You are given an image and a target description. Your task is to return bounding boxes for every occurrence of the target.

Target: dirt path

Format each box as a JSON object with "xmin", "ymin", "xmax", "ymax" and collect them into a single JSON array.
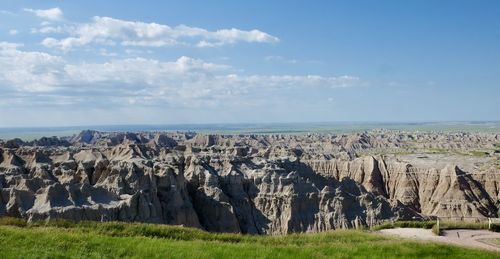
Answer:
[{"xmin": 379, "ymin": 228, "xmax": 500, "ymax": 252}]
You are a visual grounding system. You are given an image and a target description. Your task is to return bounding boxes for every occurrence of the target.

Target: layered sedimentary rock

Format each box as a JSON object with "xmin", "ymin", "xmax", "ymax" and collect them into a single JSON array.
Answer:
[{"xmin": 0, "ymin": 131, "xmax": 499, "ymax": 234}]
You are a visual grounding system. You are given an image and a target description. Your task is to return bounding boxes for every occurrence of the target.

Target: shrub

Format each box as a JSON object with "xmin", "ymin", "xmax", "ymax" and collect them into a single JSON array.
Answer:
[
  {"xmin": 489, "ymin": 223, "xmax": 500, "ymax": 232},
  {"xmin": 372, "ymin": 220, "xmax": 435, "ymax": 231},
  {"xmin": 0, "ymin": 217, "xmax": 27, "ymax": 227}
]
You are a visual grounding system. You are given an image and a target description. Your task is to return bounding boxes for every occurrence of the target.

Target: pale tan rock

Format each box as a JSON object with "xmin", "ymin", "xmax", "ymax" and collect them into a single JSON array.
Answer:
[{"xmin": 0, "ymin": 130, "xmax": 498, "ymax": 234}]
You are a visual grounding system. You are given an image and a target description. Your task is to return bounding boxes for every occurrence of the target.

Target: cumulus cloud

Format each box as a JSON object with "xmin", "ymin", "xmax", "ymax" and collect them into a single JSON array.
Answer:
[
  {"xmin": 36, "ymin": 16, "xmax": 279, "ymax": 51},
  {"xmin": 0, "ymin": 42, "xmax": 64, "ymax": 92},
  {"xmin": 0, "ymin": 42, "xmax": 359, "ymax": 108},
  {"xmin": 24, "ymin": 7, "xmax": 63, "ymax": 21},
  {"xmin": 8, "ymin": 29, "xmax": 19, "ymax": 35}
]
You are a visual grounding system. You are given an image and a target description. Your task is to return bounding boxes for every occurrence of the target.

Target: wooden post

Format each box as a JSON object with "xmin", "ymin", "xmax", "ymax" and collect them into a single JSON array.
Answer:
[
  {"xmin": 371, "ymin": 216, "xmax": 373, "ymax": 230},
  {"xmin": 488, "ymin": 218, "xmax": 491, "ymax": 230},
  {"xmin": 436, "ymin": 218, "xmax": 440, "ymax": 233}
]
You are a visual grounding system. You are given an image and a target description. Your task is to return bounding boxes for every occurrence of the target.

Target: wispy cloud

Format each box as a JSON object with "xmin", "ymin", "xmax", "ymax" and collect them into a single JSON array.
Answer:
[
  {"xmin": 24, "ymin": 7, "xmax": 63, "ymax": 21},
  {"xmin": 35, "ymin": 16, "xmax": 279, "ymax": 51},
  {"xmin": 31, "ymin": 25, "xmax": 66, "ymax": 34},
  {"xmin": 0, "ymin": 10, "xmax": 16, "ymax": 16},
  {"xmin": 265, "ymin": 55, "xmax": 298, "ymax": 64}
]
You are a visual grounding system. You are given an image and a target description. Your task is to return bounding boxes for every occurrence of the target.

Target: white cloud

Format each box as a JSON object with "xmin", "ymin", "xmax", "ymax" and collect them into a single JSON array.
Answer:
[
  {"xmin": 31, "ymin": 25, "xmax": 66, "ymax": 34},
  {"xmin": 37, "ymin": 16, "xmax": 279, "ymax": 51},
  {"xmin": 98, "ymin": 48, "xmax": 118, "ymax": 57},
  {"xmin": 0, "ymin": 42, "xmax": 64, "ymax": 92},
  {"xmin": 24, "ymin": 7, "xmax": 63, "ymax": 21},
  {"xmin": 8, "ymin": 29, "xmax": 19, "ymax": 35},
  {"xmin": 0, "ymin": 42, "xmax": 359, "ymax": 108},
  {"xmin": 124, "ymin": 48, "xmax": 153, "ymax": 55},
  {"xmin": 0, "ymin": 42, "xmax": 22, "ymax": 50}
]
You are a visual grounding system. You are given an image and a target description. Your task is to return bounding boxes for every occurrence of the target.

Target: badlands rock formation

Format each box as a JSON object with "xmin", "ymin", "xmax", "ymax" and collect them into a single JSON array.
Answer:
[{"xmin": 0, "ymin": 130, "xmax": 499, "ymax": 234}]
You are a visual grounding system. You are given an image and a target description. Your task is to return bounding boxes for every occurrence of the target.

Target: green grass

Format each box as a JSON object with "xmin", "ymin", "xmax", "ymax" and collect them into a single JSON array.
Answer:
[
  {"xmin": 424, "ymin": 148, "xmax": 450, "ymax": 154},
  {"xmin": 372, "ymin": 220, "xmax": 435, "ymax": 231},
  {"xmin": 0, "ymin": 218, "xmax": 498, "ymax": 258},
  {"xmin": 468, "ymin": 150, "xmax": 490, "ymax": 157},
  {"xmin": 439, "ymin": 220, "xmax": 491, "ymax": 231},
  {"xmin": 422, "ymin": 148, "xmax": 492, "ymax": 157}
]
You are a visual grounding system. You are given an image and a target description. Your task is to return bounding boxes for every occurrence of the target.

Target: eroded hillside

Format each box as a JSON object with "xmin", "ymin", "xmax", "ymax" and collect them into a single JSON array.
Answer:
[{"xmin": 0, "ymin": 130, "xmax": 499, "ymax": 234}]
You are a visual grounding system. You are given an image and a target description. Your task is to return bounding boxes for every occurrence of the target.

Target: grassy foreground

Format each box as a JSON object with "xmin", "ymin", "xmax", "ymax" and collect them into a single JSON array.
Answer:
[{"xmin": 0, "ymin": 218, "xmax": 498, "ymax": 258}]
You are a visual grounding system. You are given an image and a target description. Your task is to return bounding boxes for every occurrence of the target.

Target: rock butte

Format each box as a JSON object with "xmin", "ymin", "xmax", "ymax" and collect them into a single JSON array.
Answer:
[{"xmin": 0, "ymin": 130, "xmax": 499, "ymax": 234}]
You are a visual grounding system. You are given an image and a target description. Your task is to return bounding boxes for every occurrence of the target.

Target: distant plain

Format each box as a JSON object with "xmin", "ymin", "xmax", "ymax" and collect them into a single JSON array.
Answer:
[{"xmin": 1, "ymin": 121, "xmax": 499, "ymax": 140}]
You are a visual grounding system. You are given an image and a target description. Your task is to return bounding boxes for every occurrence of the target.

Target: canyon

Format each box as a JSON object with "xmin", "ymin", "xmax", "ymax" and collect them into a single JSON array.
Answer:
[{"xmin": 0, "ymin": 130, "xmax": 499, "ymax": 234}]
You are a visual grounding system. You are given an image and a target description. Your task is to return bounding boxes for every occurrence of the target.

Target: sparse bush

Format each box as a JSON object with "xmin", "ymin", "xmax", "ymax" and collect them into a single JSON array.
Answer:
[
  {"xmin": 439, "ymin": 221, "xmax": 489, "ymax": 231},
  {"xmin": 489, "ymin": 223, "xmax": 500, "ymax": 232},
  {"xmin": 469, "ymin": 150, "xmax": 489, "ymax": 157},
  {"xmin": 372, "ymin": 220, "xmax": 435, "ymax": 231},
  {"xmin": 0, "ymin": 217, "xmax": 27, "ymax": 227}
]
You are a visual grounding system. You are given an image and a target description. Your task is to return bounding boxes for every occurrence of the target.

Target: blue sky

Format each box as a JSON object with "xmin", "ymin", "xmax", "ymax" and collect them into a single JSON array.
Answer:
[{"xmin": 0, "ymin": 0, "xmax": 499, "ymax": 127}]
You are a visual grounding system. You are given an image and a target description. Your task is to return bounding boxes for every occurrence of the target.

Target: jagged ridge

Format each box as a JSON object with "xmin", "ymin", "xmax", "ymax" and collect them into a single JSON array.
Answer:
[{"xmin": 0, "ymin": 130, "xmax": 499, "ymax": 234}]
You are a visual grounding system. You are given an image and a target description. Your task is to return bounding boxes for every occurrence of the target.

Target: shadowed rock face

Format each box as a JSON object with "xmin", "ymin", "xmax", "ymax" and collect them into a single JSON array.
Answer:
[{"xmin": 0, "ymin": 131, "xmax": 499, "ymax": 234}]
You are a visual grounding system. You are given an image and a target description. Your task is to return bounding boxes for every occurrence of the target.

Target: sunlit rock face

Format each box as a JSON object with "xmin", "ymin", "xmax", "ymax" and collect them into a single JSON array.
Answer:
[{"xmin": 1, "ymin": 131, "xmax": 499, "ymax": 234}]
